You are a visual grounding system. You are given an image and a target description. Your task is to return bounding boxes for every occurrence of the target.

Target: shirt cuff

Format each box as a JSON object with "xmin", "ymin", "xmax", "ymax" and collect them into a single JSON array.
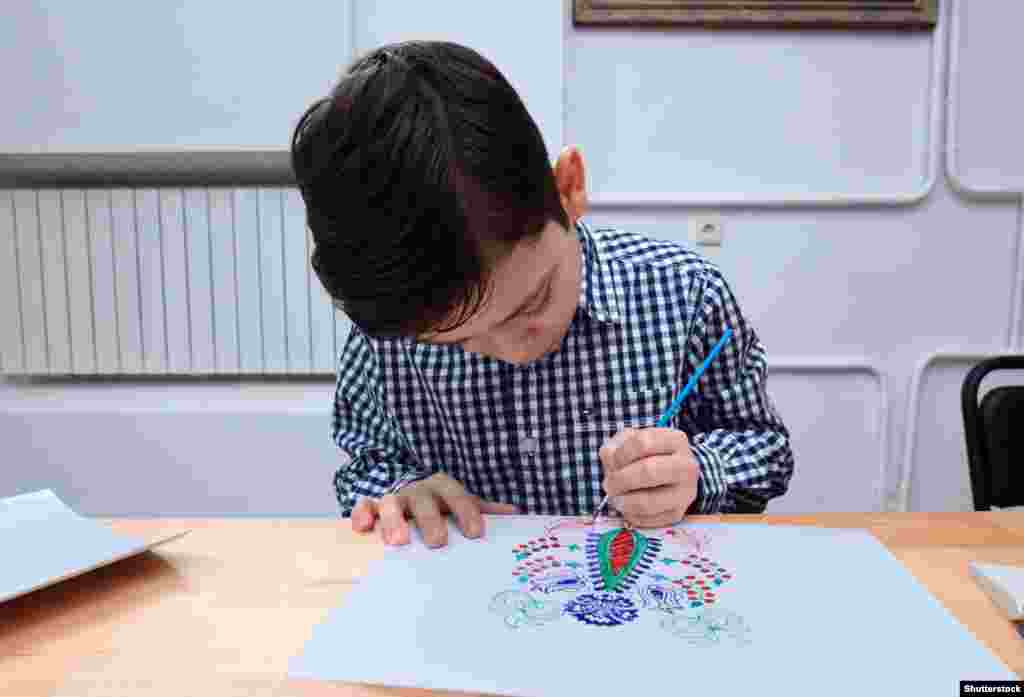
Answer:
[
  {"xmin": 688, "ymin": 441, "xmax": 728, "ymax": 513},
  {"xmin": 388, "ymin": 469, "xmax": 434, "ymax": 495}
]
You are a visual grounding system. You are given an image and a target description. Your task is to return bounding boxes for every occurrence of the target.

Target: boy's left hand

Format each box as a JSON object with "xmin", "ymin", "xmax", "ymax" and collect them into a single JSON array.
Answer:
[{"xmin": 598, "ymin": 427, "xmax": 699, "ymax": 528}]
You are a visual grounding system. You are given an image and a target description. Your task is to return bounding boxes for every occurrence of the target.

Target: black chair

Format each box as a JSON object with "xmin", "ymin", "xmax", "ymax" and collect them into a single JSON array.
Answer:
[{"xmin": 961, "ymin": 355, "xmax": 1024, "ymax": 511}]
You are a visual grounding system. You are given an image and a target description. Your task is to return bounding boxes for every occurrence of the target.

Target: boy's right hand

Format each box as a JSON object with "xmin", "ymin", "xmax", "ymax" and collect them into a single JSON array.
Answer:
[{"xmin": 351, "ymin": 473, "xmax": 518, "ymax": 548}]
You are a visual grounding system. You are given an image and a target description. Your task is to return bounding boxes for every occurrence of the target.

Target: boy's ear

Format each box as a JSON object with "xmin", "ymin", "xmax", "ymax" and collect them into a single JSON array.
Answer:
[{"xmin": 553, "ymin": 145, "xmax": 588, "ymax": 226}]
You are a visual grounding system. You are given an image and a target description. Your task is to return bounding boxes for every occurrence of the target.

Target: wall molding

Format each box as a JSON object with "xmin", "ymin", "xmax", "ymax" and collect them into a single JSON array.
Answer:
[
  {"xmin": 5, "ymin": 0, "xmax": 948, "ymax": 203},
  {"xmin": 769, "ymin": 357, "xmax": 889, "ymax": 512},
  {"xmin": 2, "ymin": 355, "xmax": 892, "ymax": 512},
  {"xmin": 944, "ymin": 0, "xmax": 1024, "ymax": 199},
  {"xmin": 586, "ymin": 0, "xmax": 947, "ymax": 209},
  {"xmin": 898, "ymin": 349, "xmax": 1024, "ymax": 513}
]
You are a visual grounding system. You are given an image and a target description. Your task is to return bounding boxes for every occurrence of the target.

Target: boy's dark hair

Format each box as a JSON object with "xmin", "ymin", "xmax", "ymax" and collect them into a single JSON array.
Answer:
[{"xmin": 291, "ymin": 41, "xmax": 569, "ymax": 339}]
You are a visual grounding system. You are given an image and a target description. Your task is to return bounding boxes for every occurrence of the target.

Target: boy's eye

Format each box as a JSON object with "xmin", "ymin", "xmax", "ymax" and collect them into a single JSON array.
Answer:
[
  {"xmin": 525, "ymin": 276, "xmax": 557, "ymax": 316},
  {"xmin": 524, "ymin": 291, "xmax": 550, "ymax": 316}
]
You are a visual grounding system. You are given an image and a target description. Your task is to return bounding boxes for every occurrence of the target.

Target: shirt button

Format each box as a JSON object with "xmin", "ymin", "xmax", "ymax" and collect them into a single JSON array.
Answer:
[{"xmin": 520, "ymin": 436, "xmax": 538, "ymax": 455}]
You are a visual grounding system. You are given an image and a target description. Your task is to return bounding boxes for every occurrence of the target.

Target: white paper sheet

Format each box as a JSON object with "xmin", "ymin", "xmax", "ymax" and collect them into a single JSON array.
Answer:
[
  {"xmin": 0, "ymin": 488, "xmax": 187, "ymax": 604},
  {"xmin": 290, "ymin": 515, "xmax": 1017, "ymax": 696},
  {"xmin": 970, "ymin": 562, "xmax": 1024, "ymax": 621}
]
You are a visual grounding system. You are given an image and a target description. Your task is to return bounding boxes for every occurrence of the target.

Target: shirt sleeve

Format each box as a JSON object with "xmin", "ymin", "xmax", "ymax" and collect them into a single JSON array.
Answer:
[
  {"xmin": 331, "ymin": 327, "xmax": 432, "ymax": 517},
  {"xmin": 678, "ymin": 263, "xmax": 795, "ymax": 514}
]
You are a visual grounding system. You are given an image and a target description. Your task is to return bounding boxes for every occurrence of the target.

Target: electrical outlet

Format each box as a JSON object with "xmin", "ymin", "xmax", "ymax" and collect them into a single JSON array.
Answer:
[{"xmin": 689, "ymin": 217, "xmax": 723, "ymax": 247}]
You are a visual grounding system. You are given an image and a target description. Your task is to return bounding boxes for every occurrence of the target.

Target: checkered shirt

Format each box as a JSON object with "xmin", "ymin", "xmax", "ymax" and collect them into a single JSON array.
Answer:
[{"xmin": 330, "ymin": 219, "xmax": 794, "ymax": 516}]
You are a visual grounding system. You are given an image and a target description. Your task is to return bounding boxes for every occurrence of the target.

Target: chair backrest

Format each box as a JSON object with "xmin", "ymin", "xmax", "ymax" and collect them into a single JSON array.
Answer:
[{"xmin": 961, "ymin": 356, "xmax": 1024, "ymax": 511}]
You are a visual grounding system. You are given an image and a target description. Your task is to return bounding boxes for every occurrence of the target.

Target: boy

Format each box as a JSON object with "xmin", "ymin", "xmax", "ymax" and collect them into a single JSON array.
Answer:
[{"xmin": 291, "ymin": 41, "xmax": 793, "ymax": 549}]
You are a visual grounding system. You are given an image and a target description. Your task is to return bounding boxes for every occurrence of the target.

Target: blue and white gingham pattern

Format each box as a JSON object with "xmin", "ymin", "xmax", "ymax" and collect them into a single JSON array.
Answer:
[{"xmin": 331, "ymin": 220, "xmax": 794, "ymax": 516}]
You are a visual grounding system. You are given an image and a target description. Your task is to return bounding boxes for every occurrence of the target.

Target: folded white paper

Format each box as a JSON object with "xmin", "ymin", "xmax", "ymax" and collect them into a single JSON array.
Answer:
[
  {"xmin": 0, "ymin": 488, "xmax": 187, "ymax": 604},
  {"xmin": 970, "ymin": 561, "xmax": 1024, "ymax": 622}
]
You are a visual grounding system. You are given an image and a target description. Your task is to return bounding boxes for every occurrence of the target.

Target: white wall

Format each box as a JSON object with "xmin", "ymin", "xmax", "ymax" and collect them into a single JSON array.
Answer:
[{"xmin": 2, "ymin": 0, "xmax": 1022, "ymax": 515}]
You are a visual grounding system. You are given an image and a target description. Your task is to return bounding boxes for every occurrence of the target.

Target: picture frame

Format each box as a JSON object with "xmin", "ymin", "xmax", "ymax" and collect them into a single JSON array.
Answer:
[{"xmin": 573, "ymin": 1, "xmax": 938, "ymax": 30}]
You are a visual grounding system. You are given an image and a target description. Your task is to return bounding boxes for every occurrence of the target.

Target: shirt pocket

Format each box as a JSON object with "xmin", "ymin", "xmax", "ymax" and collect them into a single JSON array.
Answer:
[{"xmin": 571, "ymin": 383, "xmax": 678, "ymax": 439}]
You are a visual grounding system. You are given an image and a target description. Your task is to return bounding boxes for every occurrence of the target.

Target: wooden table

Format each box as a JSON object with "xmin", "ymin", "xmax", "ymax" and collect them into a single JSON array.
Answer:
[{"xmin": 2, "ymin": 514, "xmax": 1023, "ymax": 696}]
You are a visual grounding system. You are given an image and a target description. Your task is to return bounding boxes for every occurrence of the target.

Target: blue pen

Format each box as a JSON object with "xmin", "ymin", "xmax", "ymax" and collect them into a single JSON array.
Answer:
[{"xmin": 591, "ymin": 327, "xmax": 734, "ymax": 524}]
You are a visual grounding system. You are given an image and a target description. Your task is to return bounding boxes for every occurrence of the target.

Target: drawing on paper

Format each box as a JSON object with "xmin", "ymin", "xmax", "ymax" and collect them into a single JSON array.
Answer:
[
  {"xmin": 564, "ymin": 592, "xmax": 640, "ymax": 626},
  {"xmin": 661, "ymin": 607, "xmax": 751, "ymax": 647},
  {"xmin": 489, "ymin": 590, "xmax": 562, "ymax": 629},
  {"xmin": 586, "ymin": 526, "xmax": 660, "ymax": 593},
  {"xmin": 491, "ymin": 518, "xmax": 750, "ymax": 645}
]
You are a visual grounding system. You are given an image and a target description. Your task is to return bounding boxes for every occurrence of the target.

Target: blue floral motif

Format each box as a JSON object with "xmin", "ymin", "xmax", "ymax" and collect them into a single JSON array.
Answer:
[
  {"xmin": 660, "ymin": 607, "xmax": 751, "ymax": 647},
  {"xmin": 564, "ymin": 593, "xmax": 640, "ymax": 627}
]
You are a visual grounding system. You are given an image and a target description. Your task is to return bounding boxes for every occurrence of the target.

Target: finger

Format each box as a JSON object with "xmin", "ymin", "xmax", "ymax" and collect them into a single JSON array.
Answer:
[
  {"xmin": 351, "ymin": 498, "xmax": 379, "ymax": 532},
  {"xmin": 428, "ymin": 471, "xmax": 471, "ymax": 500},
  {"xmin": 604, "ymin": 454, "xmax": 688, "ymax": 496},
  {"xmin": 409, "ymin": 494, "xmax": 448, "ymax": 548},
  {"xmin": 614, "ymin": 483, "xmax": 686, "ymax": 521},
  {"xmin": 377, "ymin": 494, "xmax": 410, "ymax": 546},
  {"xmin": 474, "ymin": 499, "xmax": 520, "ymax": 538},
  {"xmin": 479, "ymin": 500, "xmax": 519, "ymax": 515},
  {"xmin": 425, "ymin": 475, "xmax": 486, "ymax": 539},
  {"xmin": 612, "ymin": 428, "xmax": 687, "ymax": 473},
  {"xmin": 598, "ymin": 428, "xmax": 637, "ymax": 474},
  {"xmin": 442, "ymin": 492, "xmax": 484, "ymax": 539}
]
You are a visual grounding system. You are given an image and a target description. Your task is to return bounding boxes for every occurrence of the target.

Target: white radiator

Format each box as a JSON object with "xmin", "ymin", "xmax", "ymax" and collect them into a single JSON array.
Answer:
[{"xmin": 0, "ymin": 188, "xmax": 349, "ymax": 375}]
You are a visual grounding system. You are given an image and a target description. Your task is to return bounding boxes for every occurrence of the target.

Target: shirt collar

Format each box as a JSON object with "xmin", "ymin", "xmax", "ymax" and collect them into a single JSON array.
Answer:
[{"xmin": 576, "ymin": 219, "xmax": 624, "ymax": 324}]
